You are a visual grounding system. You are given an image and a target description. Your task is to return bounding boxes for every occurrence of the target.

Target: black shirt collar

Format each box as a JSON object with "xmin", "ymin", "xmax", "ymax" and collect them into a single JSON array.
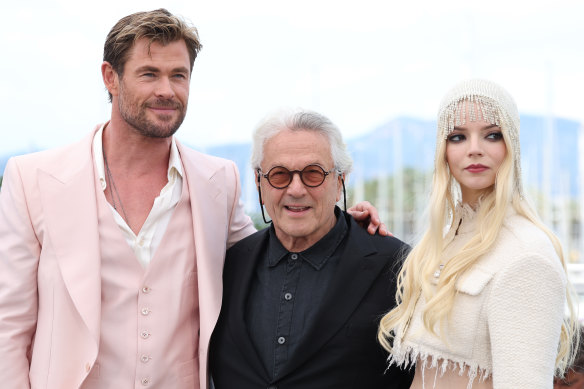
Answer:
[{"xmin": 267, "ymin": 206, "xmax": 348, "ymax": 270}]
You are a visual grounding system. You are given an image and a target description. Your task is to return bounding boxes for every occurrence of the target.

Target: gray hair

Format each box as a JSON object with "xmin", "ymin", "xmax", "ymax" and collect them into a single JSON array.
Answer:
[{"xmin": 250, "ymin": 108, "xmax": 353, "ymax": 175}]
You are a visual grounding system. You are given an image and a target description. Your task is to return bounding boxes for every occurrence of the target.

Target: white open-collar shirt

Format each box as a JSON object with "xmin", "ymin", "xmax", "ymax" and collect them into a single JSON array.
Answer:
[{"xmin": 92, "ymin": 123, "xmax": 184, "ymax": 268}]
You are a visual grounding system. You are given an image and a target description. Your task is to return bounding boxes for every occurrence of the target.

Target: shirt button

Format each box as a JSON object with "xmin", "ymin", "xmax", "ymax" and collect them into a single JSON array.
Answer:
[
  {"xmin": 290, "ymin": 253, "xmax": 298, "ymax": 260},
  {"xmin": 142, "ymin": 286, "xmax": 151, "ymax": 294},
  {"xmin": 140, "ymin": 355, "xmax": 150, "ymax": 363},
  {"xmin": 284, "ymin": 293, "xmax": 292, "ymax": 301},
  {"xmin": 141, "ymin": 308, "xmax": 150, "ymax": 316},
  {"xmin": 141, "ymin": 377, "xmax": 150, "ymax": 386},
  {"xmin": 140, "ymin": 331, "xmax": 150, "ymax": 339},
  {"xmin": 277, "ymin": 336, "xmax": 286, "ymax": 345}
]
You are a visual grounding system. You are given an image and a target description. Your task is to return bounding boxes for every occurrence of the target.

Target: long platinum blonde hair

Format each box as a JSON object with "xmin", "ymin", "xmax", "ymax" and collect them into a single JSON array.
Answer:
[{"xmin": 378, "ymin": 79, "xmax": 578, "ymax": 376}]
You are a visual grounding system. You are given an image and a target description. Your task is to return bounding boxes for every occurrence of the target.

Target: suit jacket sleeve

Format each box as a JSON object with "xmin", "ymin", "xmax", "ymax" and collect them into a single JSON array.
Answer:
[
  {"xmin": 224, "ymin": 160, "xmax": 256, "ymax": 249},
  {"xmin": 0, "ymin": 157, "xmax": 40, "ymax": 388}
]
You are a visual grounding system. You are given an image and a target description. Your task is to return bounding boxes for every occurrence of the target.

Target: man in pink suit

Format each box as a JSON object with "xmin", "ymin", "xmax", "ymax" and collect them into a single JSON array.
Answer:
[{"xmin": 0, "ymin": 9, "xmax": 383, "ymax": 389}]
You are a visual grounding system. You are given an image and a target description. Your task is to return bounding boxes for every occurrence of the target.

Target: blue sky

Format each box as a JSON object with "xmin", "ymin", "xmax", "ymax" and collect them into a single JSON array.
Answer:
[{"xmin": 1, "ymin": 0, "xmax": 583, "ymax": 155}]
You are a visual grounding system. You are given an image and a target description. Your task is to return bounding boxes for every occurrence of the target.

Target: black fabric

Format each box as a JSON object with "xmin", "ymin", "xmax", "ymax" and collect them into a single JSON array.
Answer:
[
  {"xmin": 210, "ymin": 211, "xmax": 414, "ymax": 389},
  {"xmin": 246, "ymin": 207, "xmax": 348, "ymax": 379}
]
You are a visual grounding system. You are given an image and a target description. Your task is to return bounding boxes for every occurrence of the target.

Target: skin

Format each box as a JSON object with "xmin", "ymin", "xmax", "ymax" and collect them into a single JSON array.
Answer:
[
  {"xmin": 100, "ymin": 38, "xmax": 191, "ymax": 234},
  {"xmin": 554, "ymin": 370, "xmax": 584, "ymax": 389},
  {"xmin": 445, "ymin": 104, "xmax": 507, "ymax": 206},
  {"xmin": 257, "ymin": 129, "xmax": 343, "ymax": 252},
  {"xmin": 349, "ymin": 201, "xmax": 390, "ymax": 236},
  {"xmin": 109, "ymin": 38, "xmax": 190, "ymax": 139},
  {"xmin": 100, "ymin": 37, "xmax": 385, "ymax": 236},
  {"xmin": 410, "ymin": 363, "xmax": 493, "ymax": 389}
]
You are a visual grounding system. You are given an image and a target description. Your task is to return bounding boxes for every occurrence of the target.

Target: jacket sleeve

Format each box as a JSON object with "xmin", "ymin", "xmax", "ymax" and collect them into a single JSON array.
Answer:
[
  {"xmin": 225, "ymin": 160, "xmax": 256, "ymax": 249},
  {"xmin": 487, "ymin": 253, "xmax": 566, "ymax": 389},
  {"xmin": 0, "ymin": 158, "xmax": 40, "ymax": 388}
]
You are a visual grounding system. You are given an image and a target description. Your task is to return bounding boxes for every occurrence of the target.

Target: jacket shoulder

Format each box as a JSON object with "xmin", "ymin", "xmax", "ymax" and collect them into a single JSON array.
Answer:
[
  {"xmin": 346, "ymin": 214, "xmax": 410, "ymax": 258},
  {"xmin": 6, "ymin": 133, "xmax": 94, "ymax": 182},
  {"xmin": 226, "ymin": 228, "xmax": 269, "ymax": 256},
  {"xmin": 455, "ymin": 213, "xmax": 562, "ymax": 295},
  {"xmin": 176, "ymin": 142, "xmax": 238, "ymax": 171}
]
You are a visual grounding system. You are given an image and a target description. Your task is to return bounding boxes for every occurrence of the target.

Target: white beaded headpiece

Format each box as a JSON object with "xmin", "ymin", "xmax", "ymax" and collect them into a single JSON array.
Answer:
[{"xmin": 437, "ymin": 79, "xmax": 523, "ymax": 196}]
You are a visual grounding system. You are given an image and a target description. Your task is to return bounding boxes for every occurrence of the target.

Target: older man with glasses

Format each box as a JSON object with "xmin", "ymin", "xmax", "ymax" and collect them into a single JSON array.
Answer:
[{"xmin": 209, "ymin": 109, "xmax": 414, "ymax": 389}]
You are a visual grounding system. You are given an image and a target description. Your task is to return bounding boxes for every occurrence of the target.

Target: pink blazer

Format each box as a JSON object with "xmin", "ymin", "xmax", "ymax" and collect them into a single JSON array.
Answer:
[{"xmin": 0, "ymin": 125, "xmax": 256, "ymax": 389}]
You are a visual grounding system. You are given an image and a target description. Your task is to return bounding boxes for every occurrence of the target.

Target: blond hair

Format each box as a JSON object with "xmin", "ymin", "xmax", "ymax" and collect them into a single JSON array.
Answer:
[{"xmin": 378, "ymin": 79, "xmax": 578, "ymax": 376}]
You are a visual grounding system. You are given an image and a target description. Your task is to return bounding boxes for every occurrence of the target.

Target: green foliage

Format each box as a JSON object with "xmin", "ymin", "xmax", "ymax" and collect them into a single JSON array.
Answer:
[
  {"xmin": 347, "ymin": 167, "xmax": 432, "ymax": 212},
  {"xmin": 0, "ymin": 175, "xmax": 2, "ymax": 189},
  {"xmin": 249, "ymin": 212, "xmax": 271, "ymax": 231}
]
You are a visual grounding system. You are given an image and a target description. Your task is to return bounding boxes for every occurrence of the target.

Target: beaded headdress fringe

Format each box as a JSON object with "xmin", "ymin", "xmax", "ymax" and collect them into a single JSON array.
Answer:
[{"xmin": 436, "ymin": 79, "xmax": 523, "ymax": 197}]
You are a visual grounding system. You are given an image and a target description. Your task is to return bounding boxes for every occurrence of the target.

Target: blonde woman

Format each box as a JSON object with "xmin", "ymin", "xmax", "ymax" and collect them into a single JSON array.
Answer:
[{"xmin": 378, "ymin": 79, "xmax": 578, "ymax": 389}]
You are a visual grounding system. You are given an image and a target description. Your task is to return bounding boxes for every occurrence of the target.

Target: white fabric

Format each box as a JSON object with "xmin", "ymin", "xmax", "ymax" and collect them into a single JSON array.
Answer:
[
  {"xmin": 92, "ymin": 124, "xmax": 183, "ymax": 268},
  {"xmin": 391, "ymin": 205, "xmax": 566, "ymax": 389}
]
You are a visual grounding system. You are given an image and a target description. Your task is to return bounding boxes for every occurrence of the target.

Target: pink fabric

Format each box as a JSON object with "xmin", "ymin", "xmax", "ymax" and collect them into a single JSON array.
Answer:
[
  {"xmin": 0, "ymin": 125, "xmax": 256, "ymax": 389},
  {"xmin": 81, "ymin": 166, "xmax": 199, "ymax": 388}
]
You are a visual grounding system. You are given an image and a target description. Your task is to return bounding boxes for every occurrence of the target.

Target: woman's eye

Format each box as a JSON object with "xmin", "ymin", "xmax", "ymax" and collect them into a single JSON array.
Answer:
[
  {"xmin": 486, "ymin": 131, "xmax": 503, "ymax": 141},
  {"xmin": 448, "ymin": 134, "xmax": 464, "ymax": 142}
]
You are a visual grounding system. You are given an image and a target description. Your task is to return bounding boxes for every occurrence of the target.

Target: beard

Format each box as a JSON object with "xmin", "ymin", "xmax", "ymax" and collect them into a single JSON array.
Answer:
[{"xmin": 118, "ymin": 83, "xmax": 187, "ymax": 139}]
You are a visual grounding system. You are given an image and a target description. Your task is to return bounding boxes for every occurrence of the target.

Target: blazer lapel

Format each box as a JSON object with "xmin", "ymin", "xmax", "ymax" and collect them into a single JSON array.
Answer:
[
  {"xmin": 178, "ymin": 143, "xmax": 233, "ymax": 389},
  {"xmin": 277, "ymin": 219, "xmax": 388, "ymax": 379},
  {"xmin": 224, "ymin": 231, "xmax": 271, "ymax": 380},
  {"xmin": 38, "ymin": 132, "xmax": 102, "ymax": 347}
]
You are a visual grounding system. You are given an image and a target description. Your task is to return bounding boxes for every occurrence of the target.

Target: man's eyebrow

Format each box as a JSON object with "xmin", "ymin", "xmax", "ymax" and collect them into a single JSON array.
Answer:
[
  {"xmin": 135, "ymin": 65, "xmax": 159, "ymax": 73},
  {"xmin": 134, "ymin": 65, "xmax": 190, "ymax": 74}
]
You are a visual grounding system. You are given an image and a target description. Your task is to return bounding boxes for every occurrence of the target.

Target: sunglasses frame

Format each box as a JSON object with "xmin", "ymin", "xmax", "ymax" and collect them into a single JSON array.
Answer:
[{"xmin": 257, "ymin": 164, "xmax": 335, "ymax": 189}]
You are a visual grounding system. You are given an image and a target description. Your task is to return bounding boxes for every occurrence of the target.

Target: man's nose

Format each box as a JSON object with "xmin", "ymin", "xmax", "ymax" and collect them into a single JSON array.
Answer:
[
  {"xmin": 286, "ymin": 172, "xmax": 307, "ymax": 194},
  {"xmin": 155, "ymin": 77, "xmax": 175, "ymax": 99}
]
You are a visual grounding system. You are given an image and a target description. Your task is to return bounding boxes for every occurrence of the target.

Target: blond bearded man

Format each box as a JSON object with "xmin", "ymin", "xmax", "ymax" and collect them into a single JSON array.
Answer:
[{"xmin": 0, "ymin": 9, "xmax": 385, "ymax": 389}]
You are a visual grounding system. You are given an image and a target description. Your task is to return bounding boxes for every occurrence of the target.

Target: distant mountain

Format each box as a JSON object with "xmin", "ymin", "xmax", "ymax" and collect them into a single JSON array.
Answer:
[
  {"xmin": 0, "ymin": 155, "xmax": 9, "ymax": 177},
  {"xmin": 0, "ymin": 147, "xmax": 43, "ymax": 187},
  {"xmin": 349, "ymin": 115, "xmax": 582, "ymax": 196},
  {"xmin": 2, "ymin": 115, "xmax": 582, "ymax": 202},
  {"xmin": 201, "ymin": 114, "xmax": 583, "ymax": 202}
]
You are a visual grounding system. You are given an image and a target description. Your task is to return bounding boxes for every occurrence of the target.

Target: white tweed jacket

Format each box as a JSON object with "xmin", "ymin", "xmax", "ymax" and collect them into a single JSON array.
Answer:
[{"xmin": 390, "ymin": 205, "xmax": 566, "ymax": 389}]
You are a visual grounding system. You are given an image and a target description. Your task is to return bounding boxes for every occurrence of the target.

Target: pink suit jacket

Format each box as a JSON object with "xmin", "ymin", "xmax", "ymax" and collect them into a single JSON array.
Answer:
[{"xmin": 0, "ymin": 125, "xmax": 256, "ymax": 389}]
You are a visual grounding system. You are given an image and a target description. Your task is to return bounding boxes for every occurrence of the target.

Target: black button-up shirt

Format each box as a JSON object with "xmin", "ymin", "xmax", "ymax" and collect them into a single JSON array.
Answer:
[{"xmin": 245, "ymin": 207, "xmax": 348, "ymax": 380}]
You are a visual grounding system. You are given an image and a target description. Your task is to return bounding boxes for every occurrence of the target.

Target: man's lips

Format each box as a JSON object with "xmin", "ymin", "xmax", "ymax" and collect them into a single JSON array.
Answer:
[
  {"xmin": 146, "ymin": 101, "xmax": 181, "ymax": 112},
  {"xmin": 285, "ymin": 205, "xmax": 310, "ymax": 212},
  {"xmin": 465, "ymin": 164, "xmax": 488, "ymax": 173},
  {"xmin": 148, "ymin": 106, "xmax": 177, "ymax": 112}
]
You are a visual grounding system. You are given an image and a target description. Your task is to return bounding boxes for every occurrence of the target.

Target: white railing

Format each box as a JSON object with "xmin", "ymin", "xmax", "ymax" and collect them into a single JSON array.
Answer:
[{"xmin": 568, "ymin": 264, "xmax": 584, "ymax": 295}]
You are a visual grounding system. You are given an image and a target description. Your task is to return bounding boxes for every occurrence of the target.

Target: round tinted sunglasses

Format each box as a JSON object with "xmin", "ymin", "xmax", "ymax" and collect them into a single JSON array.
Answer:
[{"xmin": 257, "ymin": 164, "xmax": 336, "ymax": 189}]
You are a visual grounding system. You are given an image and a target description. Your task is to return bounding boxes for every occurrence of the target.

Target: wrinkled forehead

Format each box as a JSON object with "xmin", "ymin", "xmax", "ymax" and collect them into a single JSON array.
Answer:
[{"xmin": 261, "ymin": 128, "xmax": 333, "ymax": 168}]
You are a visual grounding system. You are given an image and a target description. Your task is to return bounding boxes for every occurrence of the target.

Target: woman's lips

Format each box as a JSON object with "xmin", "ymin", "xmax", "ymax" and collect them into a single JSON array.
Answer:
[{"xmin": 465, "ymin": 164, "xmax": 488, "ymax": 173}]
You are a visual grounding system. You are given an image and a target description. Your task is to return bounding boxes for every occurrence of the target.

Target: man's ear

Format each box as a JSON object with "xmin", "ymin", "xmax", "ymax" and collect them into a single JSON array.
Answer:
[
  {"xmin": 336, "ymin": 173, "xmax": 345, "ymax": 202},
  {"xmin": 101, "ymin": 61, "xmax": 119, "ymax": 97},
  {"xmin": 255, "ymin": 170, "xmax": 263, "ymax": 204}
]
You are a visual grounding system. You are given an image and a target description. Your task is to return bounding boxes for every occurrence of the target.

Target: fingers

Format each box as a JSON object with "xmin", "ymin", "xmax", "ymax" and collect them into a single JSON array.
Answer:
[
  {"xmin": 377, "ymin": 223, "xmax": 393, "ymax": 237},
  {"xmin": 347, "ymin": 208, "xmax": 369, "ymax": 221}
]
